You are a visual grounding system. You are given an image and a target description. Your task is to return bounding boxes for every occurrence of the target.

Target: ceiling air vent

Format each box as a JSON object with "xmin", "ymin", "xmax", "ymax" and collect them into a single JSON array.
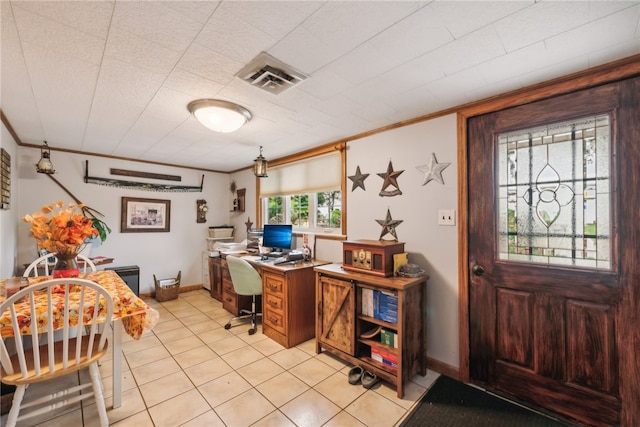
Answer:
[{"xmin": 236, "ymin": 52, "xmax": 308, "ymax": 95}]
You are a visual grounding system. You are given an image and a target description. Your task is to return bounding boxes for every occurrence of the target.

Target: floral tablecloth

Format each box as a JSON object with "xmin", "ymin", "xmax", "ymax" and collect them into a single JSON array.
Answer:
[{"xmin": 1, "ymin": 270, "xmax": 159, "ymax": 339}]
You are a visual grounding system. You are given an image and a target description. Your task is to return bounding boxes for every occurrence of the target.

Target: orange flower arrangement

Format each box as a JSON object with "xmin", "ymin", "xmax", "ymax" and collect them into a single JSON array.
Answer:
[{"xmin": 22, "ymin": 201, "xmax": 99, "ymax": 255}]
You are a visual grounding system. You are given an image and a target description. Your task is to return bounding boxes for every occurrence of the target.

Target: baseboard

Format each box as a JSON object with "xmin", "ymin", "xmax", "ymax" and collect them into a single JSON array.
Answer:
[{"xmin": 426, "ymin": 356, "xmax": 460, "ymax": 380}]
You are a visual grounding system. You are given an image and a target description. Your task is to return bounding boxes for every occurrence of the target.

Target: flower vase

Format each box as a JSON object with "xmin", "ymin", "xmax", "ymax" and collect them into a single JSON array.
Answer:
[{"xmin": 52, "ymin": 253, "xmax": 80, "ymax": 278}]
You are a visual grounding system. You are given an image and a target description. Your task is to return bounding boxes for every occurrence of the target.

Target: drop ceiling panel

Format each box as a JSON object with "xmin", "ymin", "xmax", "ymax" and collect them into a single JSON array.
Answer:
[
  {"xmin": 163, "ymin": 69, "xmax": 225, "ymax": 99},
  {"xmin": 111, "ymin": 2, "xmax": 202, "ymax": 52},
  {"xmin": 195, "ymin": 8, "xmax": 276, "ymax": 63},
  {"xmin": 430, "ymin": 1, "xmax": 532, "ymax": 39},
  {"xmin": 544, "ymin": 6, "xmax": 640, "ymax": 62},
  {"xmin": 2, "ymin": 1, "xmax": 638, "ymax": 172},
  {"xmin": 177, "ymin": 43, "xmax": 242, "ymax": 85},
  {"xmin": 363, "ymin": 6, "xmax": 454, "ymax": 66},
  {"xmin": 105, "ymin": 29, "xmax": 182, "ymax": 74},
  {"xmin": 164, "ymin": 1, "xmax": 219, "ymax": 24},
  {"xmin": 12, "ymin": 6, "xmax": 106, "ymax": 65},
  {"xmin": 11, "ymin": 1, "xmax": 113, "ymax": 40},
  {"xmin": 219, "ymin": 1, "xmax": 321, "ymax": 40},
  {"xmin": 474, "ymin": 42, "xmax": 549, "ymax": 86},
  {"xmin": 494, "ymin": 2, "xmax": 591, "ymax": 52}
]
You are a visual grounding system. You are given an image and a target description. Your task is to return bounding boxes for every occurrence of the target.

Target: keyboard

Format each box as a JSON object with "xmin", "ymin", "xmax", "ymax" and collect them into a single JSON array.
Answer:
[{"xmin": 273, "ymin": 257, "xmax": 289, "ymax": 265}]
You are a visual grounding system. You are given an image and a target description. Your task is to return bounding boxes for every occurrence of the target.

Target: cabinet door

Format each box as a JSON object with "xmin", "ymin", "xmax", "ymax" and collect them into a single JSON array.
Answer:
[{"xmin": 317, "ymin": 274, "xmax": 355, "ymax": 355}]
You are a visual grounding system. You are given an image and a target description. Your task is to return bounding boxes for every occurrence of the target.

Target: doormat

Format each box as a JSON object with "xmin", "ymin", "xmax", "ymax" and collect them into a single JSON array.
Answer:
[{"xmin": 400, "ymin": 375, "xmax": 576, "ymax": 427}]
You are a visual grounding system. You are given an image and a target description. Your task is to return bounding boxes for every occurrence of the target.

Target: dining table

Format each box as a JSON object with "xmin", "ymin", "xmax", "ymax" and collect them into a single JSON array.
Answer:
[{"xmin": 0, "ymin": 269, "xmax": 160, "ymax": 408}]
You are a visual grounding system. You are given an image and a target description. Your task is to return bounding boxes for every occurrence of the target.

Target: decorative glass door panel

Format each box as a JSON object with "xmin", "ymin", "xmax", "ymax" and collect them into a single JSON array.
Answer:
[{"xmin": 497, "ymin": 115, "xmax": 611, "ymax": 269}]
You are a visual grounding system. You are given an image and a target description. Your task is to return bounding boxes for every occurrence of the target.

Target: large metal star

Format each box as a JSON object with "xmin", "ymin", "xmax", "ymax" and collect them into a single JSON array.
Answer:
[
  {"xmin": 416, "ymin": 153, "xmax": 451, "ymax": 185},
  {"xmin": 377, "ymin": 161, "xmax": 404, "ymax": 196},
  {"xmin": 245, "ymin": 217, "xmax": 253, "ymax": 232},
  {"xmin": 348, "ymin": 165, "xmax": 370, "ymax": 191},
  {"xmin": 376, "ymin": 209, "xmax": 403, "ymax": 241}
]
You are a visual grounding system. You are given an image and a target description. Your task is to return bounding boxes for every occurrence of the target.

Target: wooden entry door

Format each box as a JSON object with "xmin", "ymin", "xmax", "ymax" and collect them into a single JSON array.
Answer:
[{"xmin": 468, "ymin": 78, "xmax": 639, "ymax": 426}]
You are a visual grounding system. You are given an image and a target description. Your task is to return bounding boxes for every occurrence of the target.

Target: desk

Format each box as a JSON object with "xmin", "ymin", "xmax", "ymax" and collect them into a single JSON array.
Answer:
[
  {"xmin": 0, "ymin": 270, "xmax": 159, "ymax": 408},
  {"xmin": 242, "ymin": 256, "xmax": 329, "ymax": 348}
]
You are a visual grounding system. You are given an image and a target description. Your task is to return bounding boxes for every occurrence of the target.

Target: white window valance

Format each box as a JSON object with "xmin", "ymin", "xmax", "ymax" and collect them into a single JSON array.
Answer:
[{"xmin": 259, "ymin": 151, "xmax": 341, "ymax": 197}]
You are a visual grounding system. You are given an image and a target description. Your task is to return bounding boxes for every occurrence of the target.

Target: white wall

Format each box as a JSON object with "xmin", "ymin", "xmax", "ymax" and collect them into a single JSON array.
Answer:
[
  {"xmin": 0, "ymin": 123, "xmax": 20, "ymax": 278},
  {"xmin": 228, "ymin": 168, "xmax": 258, "ymax": 243},
  {"xmin": 346, "ymin": 114, "xmax": 460, "ymax": 368},
  {"xmin": 230, "ymin": 114, "xmax": 461, "ymax": 369},
  {"xmin": 16, "ymin": 147, "xmax": 230, "ymax": 294}
]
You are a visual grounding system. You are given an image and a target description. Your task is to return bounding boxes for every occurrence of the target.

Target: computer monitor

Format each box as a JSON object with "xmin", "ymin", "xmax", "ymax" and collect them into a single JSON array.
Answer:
[{"xmin": 262, "ymin": 224, "xmax": 293, "ymax": 254}]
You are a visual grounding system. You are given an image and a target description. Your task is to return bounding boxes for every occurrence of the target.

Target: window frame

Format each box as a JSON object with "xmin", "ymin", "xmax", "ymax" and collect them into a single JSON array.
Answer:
[{"xmin": 256, "ymin": 144, "xmax": 346, "ymax": 237}]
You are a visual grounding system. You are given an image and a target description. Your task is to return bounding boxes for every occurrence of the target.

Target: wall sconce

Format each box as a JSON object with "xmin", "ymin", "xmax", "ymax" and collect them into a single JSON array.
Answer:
[
  {"xmin": 196, "ymin": 199, "xmax": 208, "ymax": 223},
  {"xmin": 254, "ymin": 146, "xmax": 268, "ymax": 178},
  {"xmin": 187, "ymin": 99, "xmax": 252, "ymax": 133},
  {"xmin": 35, "ymin": 141, "xmax": 55, "ymax": 174}
]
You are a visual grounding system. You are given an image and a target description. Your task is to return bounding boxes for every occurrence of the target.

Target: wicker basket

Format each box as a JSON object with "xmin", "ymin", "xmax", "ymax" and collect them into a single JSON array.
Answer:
[{"xmin": 154, "ymin": 271, "xmax": 181, "ymax": 302}]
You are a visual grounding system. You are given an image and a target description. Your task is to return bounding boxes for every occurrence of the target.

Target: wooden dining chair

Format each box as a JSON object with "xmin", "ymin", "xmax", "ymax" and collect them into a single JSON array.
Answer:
[
  {"xmin": 0, "ymin": 278, "xmax": 113, "ymax": 427},
  {"xmin": 22, "ymin": 253, "xmax": 96, "ymax": 277}
]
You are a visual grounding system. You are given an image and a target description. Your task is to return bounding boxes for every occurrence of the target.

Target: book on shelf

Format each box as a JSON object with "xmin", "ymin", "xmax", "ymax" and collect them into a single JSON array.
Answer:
[
  {"xmin": 380, "ymin": 328, "xmax": 398, "ymax": 348},
  {"xmin": 362, "ymin": 288, "xmax": 374, "ymax": 317},
  {"xmin": 373, "ymin": 290, "xmax": 398, "ymax": 324},
  {"xmin": 371, "ymin": 346, "xmax": 398, "ymax": 369}
]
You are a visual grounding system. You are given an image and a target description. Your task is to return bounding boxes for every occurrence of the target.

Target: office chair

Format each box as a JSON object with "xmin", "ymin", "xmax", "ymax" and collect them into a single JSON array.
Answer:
[
  {"xmin": 224, "ymin": 256, "xmax": 263, "ymax": 335},
  {"xmin": 23, "ymin": 253, "xmax": 96, "ymax": 277},
  {"xmin": 0, "ymin": 278, "xmax": 113, "ymax": 427}
]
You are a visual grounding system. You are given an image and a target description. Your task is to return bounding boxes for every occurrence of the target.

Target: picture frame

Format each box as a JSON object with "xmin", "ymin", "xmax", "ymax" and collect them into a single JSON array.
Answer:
[{"xmin": 121, "ymin": 197, "xmax": 171, "ymax": 233}]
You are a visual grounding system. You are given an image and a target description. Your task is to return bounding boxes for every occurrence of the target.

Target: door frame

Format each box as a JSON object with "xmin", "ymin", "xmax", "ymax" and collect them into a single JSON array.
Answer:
[{"xmin": 454, "ymin": 55, "xmax": 640, "ymax": 423}]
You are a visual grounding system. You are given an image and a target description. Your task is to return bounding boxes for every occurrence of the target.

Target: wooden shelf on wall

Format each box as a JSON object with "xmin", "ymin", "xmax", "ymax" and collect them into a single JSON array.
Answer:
[
  {"xmin": 84, "ymin": 161, "xmax": 203, "ymax": 192},
  {"xmin": 231, "ymin": 188, "xmax": 246, "ymax": 212}
]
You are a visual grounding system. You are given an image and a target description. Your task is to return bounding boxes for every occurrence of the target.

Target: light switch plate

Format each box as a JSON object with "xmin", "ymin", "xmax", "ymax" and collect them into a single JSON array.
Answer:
[{"xmin": 438, "ymin": 209, "xmax": 456, "ymax": 226}]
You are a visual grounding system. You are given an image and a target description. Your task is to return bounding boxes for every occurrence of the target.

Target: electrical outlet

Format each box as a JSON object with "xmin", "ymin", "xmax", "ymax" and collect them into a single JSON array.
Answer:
[{"xmin": 438, "ymin": 209, "xmax": 456, "ymax": 226}]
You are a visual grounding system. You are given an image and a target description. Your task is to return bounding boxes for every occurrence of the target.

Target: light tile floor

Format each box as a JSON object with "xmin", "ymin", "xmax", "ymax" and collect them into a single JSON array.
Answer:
[{"xmin": 2, "ymin": 290, "xmax": 439, "ymax": 426}]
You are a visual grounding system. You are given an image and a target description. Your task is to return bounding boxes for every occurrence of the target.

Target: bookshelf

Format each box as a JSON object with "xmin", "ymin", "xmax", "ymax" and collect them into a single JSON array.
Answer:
[{"xmin": 314, "ymin": 263, "xmax": 427, "ymax": 398}]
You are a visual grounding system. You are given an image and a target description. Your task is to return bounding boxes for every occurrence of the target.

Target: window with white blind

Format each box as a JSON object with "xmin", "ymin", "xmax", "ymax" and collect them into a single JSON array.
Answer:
[{"xmin": 258, "ymin": 150, "xmax": 344, "ymax": 234}]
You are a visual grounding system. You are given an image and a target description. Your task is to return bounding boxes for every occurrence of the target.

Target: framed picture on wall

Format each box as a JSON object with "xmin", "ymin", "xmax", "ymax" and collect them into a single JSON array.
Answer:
[{"xmin": 121, "ymin": 197, "xmax": 171, "ymax": 233}]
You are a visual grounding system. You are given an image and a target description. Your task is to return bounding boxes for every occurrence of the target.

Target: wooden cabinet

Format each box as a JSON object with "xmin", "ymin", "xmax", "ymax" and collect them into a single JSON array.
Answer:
[
  {"xmin": 315, "ymin": 263, "xmax": 427, "ymax": 398},
  {"xmin": 316, "ymin": 273, "xmax": 355, "ymax": 355},
  {"xmin": 208, "ymin": 256, "xmax": 223, "ymax": 301},
  {"xmin": 261, "ymin": 263, "xmax": 319, "ymax": 348}
]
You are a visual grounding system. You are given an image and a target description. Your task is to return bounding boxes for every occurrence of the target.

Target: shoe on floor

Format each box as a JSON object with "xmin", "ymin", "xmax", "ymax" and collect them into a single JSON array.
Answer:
[
  {"xmin": 348, "ymin": 366, "xmax": 364, "ymax": 385},
  {"xmin": 361, "ymin": 370, "xmax": 380, "ymax": 389}
]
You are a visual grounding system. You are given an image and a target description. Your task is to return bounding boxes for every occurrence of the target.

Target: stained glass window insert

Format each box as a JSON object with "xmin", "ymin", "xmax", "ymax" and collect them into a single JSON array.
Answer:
[{"xmin": 497, "ymin": 115, "xmax": 611, "ymax": 269}]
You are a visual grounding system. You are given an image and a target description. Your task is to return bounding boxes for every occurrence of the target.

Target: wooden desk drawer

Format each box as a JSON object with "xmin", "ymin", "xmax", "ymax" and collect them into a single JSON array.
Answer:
[
  {"xmin": 222, "ymin": 290, "xmax": 237, "ymax": 313},
  {"xmin": 222, "ymin": 265, "xmax": 231, "ymax": 282},
  {"xmin": 264, "ymin": 293, "xmax": 283, "ymax": 311},
  {"xmin": 222, "ymin": 279, "xmax": 234, "ymax": 292},
  {"xmin": 264, "ymin": 273, "xmax": 284, "ymax": 295},
  {"xmin": 264, "ymin": 307, "xmax": 285, "ymax": 334}
]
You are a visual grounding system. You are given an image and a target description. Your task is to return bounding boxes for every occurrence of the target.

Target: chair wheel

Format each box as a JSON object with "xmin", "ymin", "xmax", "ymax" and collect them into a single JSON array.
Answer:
[
  {"xmin": 224, "ymin": 323, "xmax": 231, "ymax": 330},
  {"xmin": 248, "ymin": 328, "xmax": 256, "ymax": 335}
]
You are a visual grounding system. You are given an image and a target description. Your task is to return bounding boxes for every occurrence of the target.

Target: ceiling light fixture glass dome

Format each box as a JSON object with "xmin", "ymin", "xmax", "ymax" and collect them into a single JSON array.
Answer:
[{"xmin": 187, "ymin": 99, "xmax": 252, "ymax": 133}]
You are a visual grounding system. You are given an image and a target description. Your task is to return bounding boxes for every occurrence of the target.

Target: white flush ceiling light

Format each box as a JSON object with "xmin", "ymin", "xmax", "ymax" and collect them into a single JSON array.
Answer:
[{"xmin": 187, "ymin": 99, "xmax": 252, "ymax": 133}]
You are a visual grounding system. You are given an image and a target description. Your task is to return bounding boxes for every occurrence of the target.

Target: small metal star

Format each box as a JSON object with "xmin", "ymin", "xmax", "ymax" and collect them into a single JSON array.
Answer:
[
  {"xmin": 417, "ymin": 153, "xmax": 451, "ymax": 185},
  {"xmin": 376, "ymin": 209, "xmax": 403, "ymax": 241},
  {"xmin": 348, "ymin": 166, "xmax": 370, "ymax": 191},
  {"xmin": 377, "ymin": 161, "xmax": 404, "ymax": 196},
  {"xmin": 245, "ymin": 217, "xmax": 253, "ymax": 232}
]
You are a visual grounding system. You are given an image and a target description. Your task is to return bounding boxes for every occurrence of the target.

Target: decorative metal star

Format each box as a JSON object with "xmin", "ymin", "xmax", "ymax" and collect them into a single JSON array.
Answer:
[
  {"xmin": 376, "ymin": 209, "xmax": 403, "ymax": 241},
  {"xmin": 245, "ymin": 217, "xmax": 253, "ymax": 232},
  {"xmin": 417, "ymin": 153, "xmax": 451, "ymax": 185},
  {"xmin": 377, "ymin": 161, "xmax": 404, "ymax": 196},
  {"xmin": 348, "ymin": 165, "xmax": 370, "ymax": 191}
]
